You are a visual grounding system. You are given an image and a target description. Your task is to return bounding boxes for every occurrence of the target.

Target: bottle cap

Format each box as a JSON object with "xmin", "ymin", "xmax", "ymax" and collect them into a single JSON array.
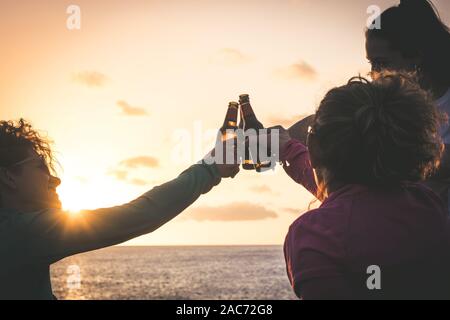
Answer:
[{"xmin": 239, "ymin": 94, "xmax": 250, "ymax": 103}]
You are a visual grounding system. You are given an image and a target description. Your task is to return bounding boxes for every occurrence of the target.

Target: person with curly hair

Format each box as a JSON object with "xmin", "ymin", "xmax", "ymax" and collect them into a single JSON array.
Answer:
[
  {"xmin": 279, "ymin": 73, "xmax": 450, "ymax": 299},
  {"xmin": 0, "ymin": 119, "xmax": 239, "ymax": 300}
]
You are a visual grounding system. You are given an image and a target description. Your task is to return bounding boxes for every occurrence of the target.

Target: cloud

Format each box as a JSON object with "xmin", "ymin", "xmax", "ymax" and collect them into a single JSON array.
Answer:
[
  {"xmin": 107, "ymin": 169, "xmax": 129, "ymax": 181},
  {"xmin": 119, "ymin": 156, "xmax": 159, "ymax": 169},
  {"xmin": 107, "ymin": 169, "xmax": 149, "ymax": 186},
  {"xmin": 250, "ymin": 185, "xmax": 273, "ymax": 194},
  {"xmin": 130, "ymin": 178, "xmax": 148, "ymax": 186},
  {"xmin": 267, "ymin": 114, "xmax": 312, "ymax": 128},
  {"xmin": 275, "ymin": 61, "xmax": 317, "ymax": 81},
  {"xmin": 283, "ymin": 207, "xmax": 311, "ymax": 216},
  {"xmin": 72, "ymin": 71, "xmax": 109, "ymax": 87},
  {"xmin": 283, "ymin": 207, "xmax": 302, "ymax": 215},
  {"xmin": 108, "ymin": 156, "xmax": 159, "ymax": 186},
  {"xmin": 117, "ymin": 100, "xmax": 149, "ymax": 116},
  {"xmin": 210, "ymin": 48, "xmax": 251, "ymax": 66},
  {"xmin": 185, "ymin": 202, "xmax": 278, "ymax": 222}
]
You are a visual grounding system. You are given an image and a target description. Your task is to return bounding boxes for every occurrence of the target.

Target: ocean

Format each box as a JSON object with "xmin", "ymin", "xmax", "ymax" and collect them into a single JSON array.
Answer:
[{"xmin": 50, "ymin": 245, "xmax": 297, "ymax": 300}]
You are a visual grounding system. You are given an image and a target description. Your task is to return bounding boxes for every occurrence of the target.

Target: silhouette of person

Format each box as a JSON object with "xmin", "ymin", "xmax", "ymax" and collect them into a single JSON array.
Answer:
[
  {"xmin": 282, "ymin": 74, "xmax": 450, "ymax": 299},
  {"xmin": 0, "ymin": 119, "xmax": 239, "ymax": 299},
  {"xmin": 287, "ymin": 0, "xmax": 450, "ymax": 209}
]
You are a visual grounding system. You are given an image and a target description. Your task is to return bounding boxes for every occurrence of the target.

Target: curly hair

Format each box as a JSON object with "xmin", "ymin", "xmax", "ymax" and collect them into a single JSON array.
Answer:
[
  {"xmin": 0, "ymin": 119, "xmax": 58, "ymax": 175},
  {"xmin": 308, "ymin": 72, "xmax": 446, "ymax": 201}
]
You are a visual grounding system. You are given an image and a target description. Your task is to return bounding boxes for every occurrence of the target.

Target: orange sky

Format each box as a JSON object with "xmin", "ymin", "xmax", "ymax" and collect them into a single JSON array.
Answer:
[{"xmin": 1, "ymin": 0, "xmax": 450, "ymax": 245}]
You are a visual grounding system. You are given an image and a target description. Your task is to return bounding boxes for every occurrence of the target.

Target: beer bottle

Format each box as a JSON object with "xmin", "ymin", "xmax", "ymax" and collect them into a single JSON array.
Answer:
[
  {"xmin": 220, "ymin": 102, "xmax": 239, "ymax": 140},
  {"xmin": 217, "ymin": 102, "xmax": 239, "ymax": 166},
  {"xmin": 239, "ymin": 94, "xmax": 272, "ymax": 172}
]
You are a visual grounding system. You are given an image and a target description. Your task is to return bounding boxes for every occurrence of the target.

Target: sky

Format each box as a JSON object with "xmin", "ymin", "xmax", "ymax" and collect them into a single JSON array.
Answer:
[{"xmin": 1, "ymin": 0, "xmax": 450, "ymax": 246}]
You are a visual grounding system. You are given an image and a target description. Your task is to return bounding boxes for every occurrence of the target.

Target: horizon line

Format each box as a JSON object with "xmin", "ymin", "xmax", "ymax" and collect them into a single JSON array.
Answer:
[{"xmin": 117, "ymin": 244, "xmax": 283, "ymax": 247}]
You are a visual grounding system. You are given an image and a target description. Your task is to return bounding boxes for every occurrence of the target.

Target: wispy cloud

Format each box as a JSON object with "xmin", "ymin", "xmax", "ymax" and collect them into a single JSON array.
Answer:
[
  {"xmin": 108, "ymin": 156, "xmax": 158, "ymax": 186},
  {"xmin": 107, "ymin": 169, "xmax": 149, "ymax": 186},
  {"xmin": 119, "ymin": 156, "xmax": 159, "ymax": 169},
  {"xmin": 117, "ymin": 100, "xmax": 149, "ymax": 116},
  {"xmin": 283, "ymin": 207, "xmax": 301, "ymax": 215},
  {"xmin": 267, "ymin": 114, "xmax": 312, "ymax": 128},
  {"xmin": 275, "ymin": 61, "xmax": 317, "ymax": 81},
  {"xmin": 283, "ymin": 207, "xmax": 311, "ymax": 216},
  {"xmin": 107, "ymin": 169, "xmax": 129, "ymax": 181},
  {"xmin": 72, "ymin": 71, "xmax": 109, "ymax": 87},
  {"xmin": 185, "ymin": 202, "xmax": 277, "ymax": 222},
  {"xmin": 250, "ymin": 185, "xmax": 274, "ymax": 194},
  {"xmin": 130, "ymin": 178, "xmax": 148, "ymax": 186},
  {"xmin": 210, "ymin": 48, "xmax": 251, "ymax": 66}
]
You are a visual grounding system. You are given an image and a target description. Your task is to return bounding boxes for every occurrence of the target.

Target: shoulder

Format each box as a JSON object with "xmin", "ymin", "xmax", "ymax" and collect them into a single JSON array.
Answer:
[
  {"xmin": 290, "ymin": 193, "xmax": 354, "ymax": 233},
  {"xmin": 0, "ymin": 208, "xmax": 70, "ymax": 235},
  {"xmin": 0, "ymin": 209, "xmax": 58, "ymax": 251}
]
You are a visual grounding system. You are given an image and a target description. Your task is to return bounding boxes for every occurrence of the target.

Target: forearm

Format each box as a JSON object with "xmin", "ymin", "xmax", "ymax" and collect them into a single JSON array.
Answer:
[
  {"xmin": 287, "ymin": 115, "xmax": 315, "ymax": 145},
  {"xmin": 281, "ymin": 139, "xmax": 317, "ymax": 196}
]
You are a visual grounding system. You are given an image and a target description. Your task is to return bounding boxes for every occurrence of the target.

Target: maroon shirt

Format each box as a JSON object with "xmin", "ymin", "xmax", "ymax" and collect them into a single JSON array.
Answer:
[{"xmin": 281, "ymin": 139, "xmax": 450, "ymax": 299}]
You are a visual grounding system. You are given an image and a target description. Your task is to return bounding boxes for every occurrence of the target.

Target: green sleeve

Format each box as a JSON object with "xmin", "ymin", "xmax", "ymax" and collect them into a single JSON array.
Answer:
[{"xmin": 12, "ymin": 163, "xmax": 221, "ymax": 264}]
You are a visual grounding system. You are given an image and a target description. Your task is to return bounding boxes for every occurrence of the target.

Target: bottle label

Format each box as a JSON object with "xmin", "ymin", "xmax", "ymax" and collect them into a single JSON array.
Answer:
[{"xmin": 241, "ymin": 103, "xmax": 255, "ymax": 118}]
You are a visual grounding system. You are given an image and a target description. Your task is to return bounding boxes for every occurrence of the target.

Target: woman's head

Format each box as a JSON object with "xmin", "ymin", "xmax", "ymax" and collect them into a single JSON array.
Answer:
[
  {"xmin": 0, "ymin": 119, "xmax": 61, "ymax": 211},
  {"xmin": 308, "ymin": 73, "xmax": 445, "ymax": 201},
  {"xmin": 366, "ymin": 0, "xmax": 450, "ymax": 91}
]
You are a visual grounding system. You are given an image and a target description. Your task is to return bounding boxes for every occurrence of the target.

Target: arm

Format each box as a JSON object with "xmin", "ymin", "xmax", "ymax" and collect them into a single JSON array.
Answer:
[
  {"xmin": 280, "ymin": 139, "xmax": 317, "ymax": 196},
  {"xmin": 299, "ymin": 276, "xmax": 354, "ymax": 300},
  {"xmin": 291, "ymin": 251, "xmax": 354, "ymax": 300},
  {"xmin": 15, "ymin": 163, "xmax": 221, "ymax": 264},
  {"xmin": 287, "ymin": 115, "xmax": 315, "ymax": 145},
  {"xmin": 285, "ymin": 237, "xmax": 350, "ymax": 300},
  {"xmin": 284, "ymin": 211, "xmax": 349, "ymax": 300}
]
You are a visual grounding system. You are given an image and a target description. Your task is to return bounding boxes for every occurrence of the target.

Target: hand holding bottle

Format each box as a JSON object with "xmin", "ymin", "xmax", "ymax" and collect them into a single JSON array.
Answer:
[{"xmin": 202, "ymin": 101, "xmax": 241, "ymax": 178}]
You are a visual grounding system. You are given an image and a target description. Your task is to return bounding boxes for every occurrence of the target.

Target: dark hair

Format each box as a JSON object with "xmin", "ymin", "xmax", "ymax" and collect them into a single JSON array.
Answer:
[
  {"xmin": 308, "ymin": 72, "xmax": 445, "ymax": 201},
  {"xmin": 0, "ymin": 118, "xmax": 57, "ymax": 175},
  {"xmin": 0, "ymin": 119, "xmax": 58, "ymax": 207},
  {"xmin": 366, "ymin": 0, "xmax": 450, "ymax": 88}
]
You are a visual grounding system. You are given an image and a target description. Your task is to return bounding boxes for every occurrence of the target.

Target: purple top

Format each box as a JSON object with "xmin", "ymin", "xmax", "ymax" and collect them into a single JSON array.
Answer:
[{"xmin": 281, "ymin": 139, "xmax": 450, "ymax": 299}]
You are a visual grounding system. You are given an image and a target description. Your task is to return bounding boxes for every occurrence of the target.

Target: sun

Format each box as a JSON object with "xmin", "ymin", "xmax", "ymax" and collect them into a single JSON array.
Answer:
[{"xmin": 57, "ymin": 180, "xmax": 92, "ymax": 213}]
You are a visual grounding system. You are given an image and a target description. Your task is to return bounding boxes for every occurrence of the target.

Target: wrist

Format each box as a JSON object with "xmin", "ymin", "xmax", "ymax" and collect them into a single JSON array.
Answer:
[
  {"xmin": 200, "ymin": 162, "xmax": 222, "ymax": 185},
  {"xmin": 280, "ymin": 138, "xmax": 303, "ymax": 162}
]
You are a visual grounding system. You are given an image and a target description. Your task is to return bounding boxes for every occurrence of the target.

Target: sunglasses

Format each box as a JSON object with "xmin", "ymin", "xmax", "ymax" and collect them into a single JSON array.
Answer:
[
  {"xmin": 1, "ymin": 155, "xmax": 51, "ymax": 174},
  {"xmin": 306, "ymin": 125, "xmax": 316, "ymax": 147}
]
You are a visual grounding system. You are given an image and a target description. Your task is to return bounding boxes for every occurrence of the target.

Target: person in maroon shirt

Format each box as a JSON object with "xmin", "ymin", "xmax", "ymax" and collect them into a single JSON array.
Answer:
[{"xmin": 274, "ymin": 73, "xmax": 450, "ymax": 299}]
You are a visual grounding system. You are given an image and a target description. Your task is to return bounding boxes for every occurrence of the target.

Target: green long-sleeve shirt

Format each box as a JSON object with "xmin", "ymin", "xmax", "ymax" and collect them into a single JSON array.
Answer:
[{"xmin": 0, "ymin": 163, "xmax": 221, "ymax": 300}]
